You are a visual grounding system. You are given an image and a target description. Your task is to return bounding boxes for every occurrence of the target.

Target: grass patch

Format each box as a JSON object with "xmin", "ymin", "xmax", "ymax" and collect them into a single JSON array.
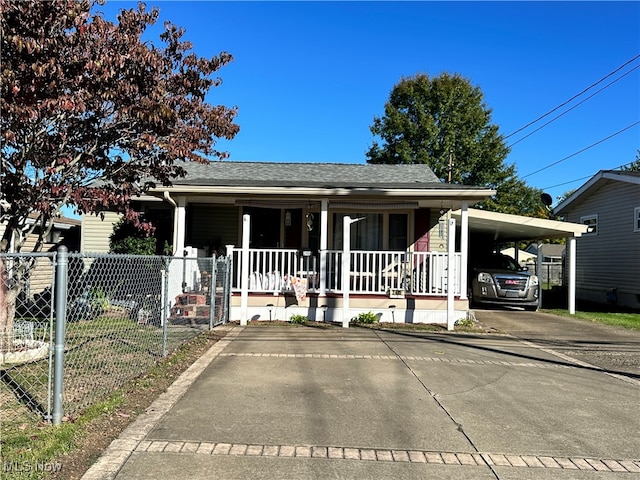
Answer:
[
  {"xmin": 1, "ymin": 329, "xmax": 223, "ymax": 480},
  {"xmin": 0, "ymin": 392, "xmax": 127, "ymax": 480},
  {"xmin": 543, "ymin": 309, "xmax": 640, "ymax": 331}
]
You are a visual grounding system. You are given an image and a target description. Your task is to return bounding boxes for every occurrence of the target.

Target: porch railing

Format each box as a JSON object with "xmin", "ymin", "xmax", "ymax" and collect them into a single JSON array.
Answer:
[{"xmin": 228, "ymin": 248, "xmax": 462, "ymax": 296}]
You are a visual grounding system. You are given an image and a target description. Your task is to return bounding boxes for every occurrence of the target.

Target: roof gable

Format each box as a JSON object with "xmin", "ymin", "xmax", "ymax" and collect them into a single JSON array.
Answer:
[{"xmin": 553, "ymin": 170, "xmax": 640, "ymax": 215}]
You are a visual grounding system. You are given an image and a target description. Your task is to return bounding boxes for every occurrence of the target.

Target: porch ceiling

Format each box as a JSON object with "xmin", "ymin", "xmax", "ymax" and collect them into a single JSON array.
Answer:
[{"xmin": 451, "ymin": 208, "xmax": 589, "ymax": 241}]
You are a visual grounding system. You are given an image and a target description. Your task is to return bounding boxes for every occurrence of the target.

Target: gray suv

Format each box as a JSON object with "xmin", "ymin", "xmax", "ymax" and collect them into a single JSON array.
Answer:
[{"xmin": 470, "ymin": 253, "xmax": 539, "ymax": 310}]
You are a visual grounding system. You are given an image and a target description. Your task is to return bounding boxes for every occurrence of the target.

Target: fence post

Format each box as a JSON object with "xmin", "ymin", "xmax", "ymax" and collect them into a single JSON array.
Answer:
[
  {"xmin": 52, "ymin": 246, "xmax": 68, "ymax": 425},
  {"xmin": 209, "ymin": 256, "xmax": 216, "ymax": 329},
  {"xmin": 161, "ymin": 266, "xmax": 169, "ymax": 357}
]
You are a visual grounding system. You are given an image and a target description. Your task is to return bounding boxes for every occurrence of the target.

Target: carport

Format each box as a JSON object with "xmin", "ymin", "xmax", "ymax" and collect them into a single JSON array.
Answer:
[{"xmin": 451, "ymin": 207, "xmax": 589, "ymax": 314}]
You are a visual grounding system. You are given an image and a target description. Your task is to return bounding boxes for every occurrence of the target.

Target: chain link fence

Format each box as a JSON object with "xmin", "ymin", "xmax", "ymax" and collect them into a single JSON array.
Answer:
[
  {"xmin": 1, "ymin": 251, "xmax": 231, "ymax": 430},
  {"xmin": 1, "ymin": 253, "xmax": 56, "ymax": 428}
]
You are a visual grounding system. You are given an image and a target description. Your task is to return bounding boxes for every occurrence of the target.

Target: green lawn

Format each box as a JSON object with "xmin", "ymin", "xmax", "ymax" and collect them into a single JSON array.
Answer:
[{"xmin": 543, "ymin": 309, "xmax": 640, "ymax": 332}]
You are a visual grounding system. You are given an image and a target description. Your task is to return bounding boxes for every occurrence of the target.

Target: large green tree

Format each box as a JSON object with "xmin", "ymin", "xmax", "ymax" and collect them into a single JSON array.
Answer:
[{"xmin": 366, "ymin": 73, "xmax": 544, "ymax": 216}]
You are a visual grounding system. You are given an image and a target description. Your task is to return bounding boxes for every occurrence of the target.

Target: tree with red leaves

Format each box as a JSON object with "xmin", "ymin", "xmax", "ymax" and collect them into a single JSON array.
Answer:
[
  {"xmin": 0, "ymin": 0, "xmax": 239, "ymax": 253},
  {"xmin": 0, "ymin": 0, "xmax": 238, "ymax": 353}
]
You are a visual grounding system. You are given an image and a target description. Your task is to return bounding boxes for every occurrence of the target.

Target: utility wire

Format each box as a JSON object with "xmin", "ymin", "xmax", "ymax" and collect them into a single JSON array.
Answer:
[
  {"xmin": 542, "ymin": 160, "xmax": 640, "ymax": 190},
  {"xmin": 504, "ymin": 54, "xmax": 640, "ymax": 140},
  {"xmin": 521, "ymin": 121, "xmax": 640, "ymax": 179},
  {"xmin": 508, "ymin": 65, "xmax": 640, "ymax": 148}
]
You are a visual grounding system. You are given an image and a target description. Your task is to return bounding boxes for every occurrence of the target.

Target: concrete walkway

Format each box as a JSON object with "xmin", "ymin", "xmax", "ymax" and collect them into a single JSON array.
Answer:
[{"xmin": 82, "ymin": 317, "xmax": 640, "ymax": 479}]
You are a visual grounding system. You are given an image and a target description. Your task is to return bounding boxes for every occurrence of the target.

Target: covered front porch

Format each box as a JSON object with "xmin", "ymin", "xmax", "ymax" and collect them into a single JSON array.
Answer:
[{"xmin": 220, "ymin": 207, "xmax": 469, "ymax": 329}]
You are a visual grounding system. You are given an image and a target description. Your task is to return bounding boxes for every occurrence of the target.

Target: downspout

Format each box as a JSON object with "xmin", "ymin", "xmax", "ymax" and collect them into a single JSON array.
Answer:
[{"xmin": 163, "ymin": 191, "xmax": 178, "ymax": 256}]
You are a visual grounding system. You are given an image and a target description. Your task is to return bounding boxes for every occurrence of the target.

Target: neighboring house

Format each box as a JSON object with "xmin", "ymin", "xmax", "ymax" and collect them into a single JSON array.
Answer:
[
  {"xmin": 500, "ymin": 247, "xmax": 537, "ymax": 266},
  {"xmin": 554, "ymin": 170, "xmax": 640, "ymax": 310},
  {"xmin": 0, "ymin": 214, "xmax": 81, "ymax": 253},
  {"xmin": 525, "ymin": 243, "xmax": 565, "ymax": 263},
  {"xmin": 80, "ymin": 211, "xmax": 121, "ymax": 253},
  {"xmin": 82, "ymin": 161, "xmax": 588, "ymax": 325},
  {"xmin": 1, "ymin": 214, "xmax": 81, "ymax": 298}
]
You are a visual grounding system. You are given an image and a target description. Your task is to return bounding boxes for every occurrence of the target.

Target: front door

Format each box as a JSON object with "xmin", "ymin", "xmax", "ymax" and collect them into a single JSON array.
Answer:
[{"xmin": 245, "ymin": 207, "xmax": 281, "ymax": 247}]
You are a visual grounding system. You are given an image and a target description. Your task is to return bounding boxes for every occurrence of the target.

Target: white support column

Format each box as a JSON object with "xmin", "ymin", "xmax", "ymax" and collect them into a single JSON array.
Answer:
[
  {"xmin": 319, "ymin": 199, "xmax": 328, "ymax": 297},
  {"xmin": 459, "ymin": 202, "xmax": 469, "ymax": 300},
  {"xmin": 341, "ymin": 215, "xmax": 364, "ymax": 328},
  {"xmin": 173, "ymin": 196, "xmax": 187, "ymax": 255},
  {"xmin": 537, "ymin": 243, "xmax": 543, "ymax": 310},
  {"xmin": 568, "ymin": 236, "xmax": 577, "ymax": 314},
  {"xmin": 342, "ymin": 216, "xmax": 351, "ymax": 329},
  {"xmin": 240, "ymin": 214, "xmax": 250, "ymax": 325},
  {"xmin": 447, "ymin": 218, "xmax": 456, "ymax": 331}
]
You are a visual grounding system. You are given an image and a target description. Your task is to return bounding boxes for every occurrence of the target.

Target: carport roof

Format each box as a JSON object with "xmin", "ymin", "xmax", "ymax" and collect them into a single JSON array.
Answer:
[{"xmin": 451, "ymin": 208, "xmax": 589, "ymax": 241}]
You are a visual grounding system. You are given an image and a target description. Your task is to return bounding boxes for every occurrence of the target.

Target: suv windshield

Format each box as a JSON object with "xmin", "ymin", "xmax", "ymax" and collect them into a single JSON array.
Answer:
[{"xmin": 475, "ymin": 254, "xmax": 520, "ymax": 272}]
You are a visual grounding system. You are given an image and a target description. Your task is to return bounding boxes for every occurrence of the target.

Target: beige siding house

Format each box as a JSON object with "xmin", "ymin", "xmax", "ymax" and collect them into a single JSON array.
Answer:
[
  {"xmin": 1, "ymin": 215, "xmax": 81, "ymax": 295},
  {"xmin": 1, "ymin": 215, "xmax": 81, "ymax": 254},
  {"xmin": 554, "ymin": 170, "xmax": 640, "ymax": 310},
  {"xmin": 80, "ymin": 212, "xmax": 121, "ymax": 253}
]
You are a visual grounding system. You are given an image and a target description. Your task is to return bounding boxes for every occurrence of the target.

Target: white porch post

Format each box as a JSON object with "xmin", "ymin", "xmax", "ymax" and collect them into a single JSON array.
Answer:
[
  {"xmin": 173, "ymin": 196, "xmax": 186, "ymax": 255},
  {"xmin": 447, "ymin": 218, "xmax": 456, "ymax": 331},
  {"xmin": 459, "ymin": 202, "xmax": 469, "ymax": 300},
  {"xmin": 240, "ymin": 214, "xmax": 250, "ymax": 325},
  {"xmin": 537, "ymin": 243, "xmax": 543, "ymax": 310},
  {"xmin": 342, "ymin": 216, "xmax": 351, "ymax": 329},
  {"xmin": 341, "ymin": 215, "xmax": 364, "ymax": 328},
  {"xmin": 568, "ymin": 236, "xmax": 577, "ymax": 314},
  {"xmin": 319, "ymin": 199, "xmax": 328, "ymax": 297}
]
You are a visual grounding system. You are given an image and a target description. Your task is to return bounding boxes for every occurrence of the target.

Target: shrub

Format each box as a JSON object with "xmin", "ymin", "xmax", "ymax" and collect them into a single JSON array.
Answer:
[
  {"xmin": 353, "ymin": 311, "xmax": 378, "ymax": 324},
  {"xmin": 290, "ymin": 314, "xmax": 307, "ymax": 324},
  {"xmin": 455, "ymin": 317, "xmax": 475, "ymax": 328}
]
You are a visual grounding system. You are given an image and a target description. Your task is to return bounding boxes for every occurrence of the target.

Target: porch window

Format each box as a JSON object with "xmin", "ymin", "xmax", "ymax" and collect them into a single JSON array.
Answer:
[
  {"xmin": 634, "ymin": 207, "xmax": 640, "ymax": 232},
  {"xmin": 333, "ymin": 213, "xmax": 382, "ymax": 250}
]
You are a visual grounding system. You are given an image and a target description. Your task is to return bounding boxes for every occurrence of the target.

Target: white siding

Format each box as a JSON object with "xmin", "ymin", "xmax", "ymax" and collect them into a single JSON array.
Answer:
[
  {"xmin": 566, "ymin": 180, "xmax": 640, "ymax": 308},
  {"xmin": 80, "ymin": 212, "xmax": 121, "ymax": 253}
]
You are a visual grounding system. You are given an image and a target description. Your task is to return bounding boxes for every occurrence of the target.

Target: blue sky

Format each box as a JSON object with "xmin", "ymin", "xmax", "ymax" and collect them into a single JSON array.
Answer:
[{"xmin": 99, "ymin": 1, "xmax": 639, "ymax": 207}]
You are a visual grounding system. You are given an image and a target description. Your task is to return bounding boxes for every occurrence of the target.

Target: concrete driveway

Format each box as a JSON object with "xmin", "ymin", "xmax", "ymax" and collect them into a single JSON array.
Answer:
[
  {"xmin": 473, "ymin": 308, "xmax": 640, "ymax": 381},
  {"xmin": 83, "ymin": 315, "xmax": 640, "ymax": 480}
]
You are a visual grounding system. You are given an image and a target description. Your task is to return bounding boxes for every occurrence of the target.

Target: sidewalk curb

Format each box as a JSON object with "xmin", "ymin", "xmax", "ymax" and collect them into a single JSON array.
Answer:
[{"xmin": 81, "ymin": 325, "xmax": 243, "ymax": 480}]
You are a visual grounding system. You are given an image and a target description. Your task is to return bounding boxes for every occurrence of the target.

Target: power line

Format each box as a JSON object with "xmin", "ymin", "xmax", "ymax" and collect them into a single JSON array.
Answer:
[
  {"xmin": 521, "ymin": 121, "xmax": 640, "ymax": 180},
  {"xmin": 542, "ymin": 160, "xmax": 640, "ymax": 198},
  {"xmin": 504, "ymin": 54, "xmax": 640, "ymax": 140},
  {"xmin": 542, "ymin": 175, "xmax": 593, "ymax": 192},
  {"xmin": 507, "ymin": 64, "xmax": 640, "ymax": 148}
]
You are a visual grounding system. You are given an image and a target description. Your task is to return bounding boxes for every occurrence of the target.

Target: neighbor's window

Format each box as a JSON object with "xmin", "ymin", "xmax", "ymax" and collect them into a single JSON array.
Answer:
[
  {"xmin": 581, "ymin": 214, "xmax": 598, "ymax": 235},
  {"xmin": 634, "ymin": 207, "xmax": 640, "ymax": 232}
]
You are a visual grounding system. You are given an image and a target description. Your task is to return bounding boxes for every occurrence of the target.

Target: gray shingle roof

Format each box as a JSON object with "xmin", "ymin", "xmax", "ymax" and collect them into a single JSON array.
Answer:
[{"xmin": 171, "ymin": 161, "xmax": 454, "ymax": 189}]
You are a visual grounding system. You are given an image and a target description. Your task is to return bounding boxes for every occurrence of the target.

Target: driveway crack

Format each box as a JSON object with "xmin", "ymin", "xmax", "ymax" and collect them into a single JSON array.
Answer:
[{"xmin": 372, "ymin": 329, "xmax": 501, "ymax": 479}]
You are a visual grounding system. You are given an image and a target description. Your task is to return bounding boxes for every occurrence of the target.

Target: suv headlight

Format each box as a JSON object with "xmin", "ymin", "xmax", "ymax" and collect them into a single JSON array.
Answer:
[
  {"xmin": 477, "ymin": 272, "xmax": 494, "ymax": 284},
  {"xmin": 529, "ymin": 275, "xmax": 539, "ymax": 287}
]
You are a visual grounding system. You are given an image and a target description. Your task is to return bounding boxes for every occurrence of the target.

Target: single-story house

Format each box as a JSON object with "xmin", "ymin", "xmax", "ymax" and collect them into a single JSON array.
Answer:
[
  {"xmin": 553, "ymin": 169, "xmax": 640, "ymax": 310},
  {"xmin": 1, "ymin": 214, "xmax": 81, "ymax": 300},
  {"xmin": 82, "ymin": 160, "xmax": 589, "ymax": 326},
  {"xmin": 1, "ymin": 213, "xmax": 81, "ymax": 254},
  {"xmin": 499, "ymin": 247, "xmax": 537, "ymax": 266},
  {"xmin": 525, "ymin": 243, "xmax": 565, "ymax": 263}
]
